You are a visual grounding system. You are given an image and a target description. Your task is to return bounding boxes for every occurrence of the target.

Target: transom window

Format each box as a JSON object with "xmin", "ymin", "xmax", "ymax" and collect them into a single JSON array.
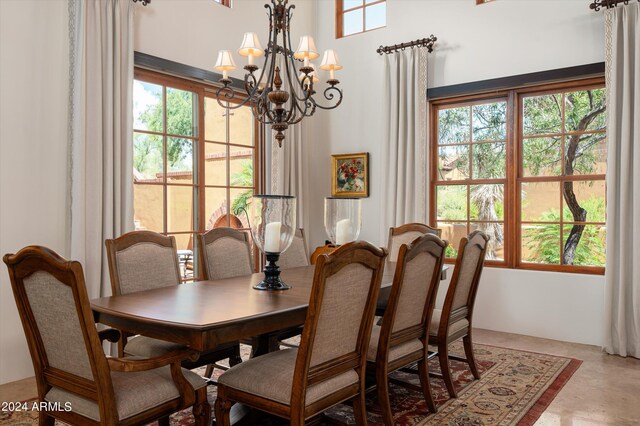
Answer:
[
  {"xmin": 133, "ymin": 69, "xmax": 261, "ymax": 281},
  {"xmin": 336, "ymin": 0, "xmax": 386, "ymax": 38},
  {"xmin": 213, "ymin": 0, "xmax": 231, "ymax": 8},
  {"xmin": 431, "ymin": 78, "xmax": 606, "ymax": 274}
]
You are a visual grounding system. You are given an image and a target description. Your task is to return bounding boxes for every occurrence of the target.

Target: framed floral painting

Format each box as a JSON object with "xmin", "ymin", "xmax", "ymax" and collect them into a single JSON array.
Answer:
[{"xmin": 331, "ymin": 152, "xmax": 369, "ymax": 197}]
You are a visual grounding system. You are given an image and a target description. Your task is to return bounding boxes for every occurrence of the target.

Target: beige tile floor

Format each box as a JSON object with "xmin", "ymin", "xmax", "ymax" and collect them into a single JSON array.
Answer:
[{"xmin": 1, "ymin": 329, "xmax": 639, "ymax": 425}]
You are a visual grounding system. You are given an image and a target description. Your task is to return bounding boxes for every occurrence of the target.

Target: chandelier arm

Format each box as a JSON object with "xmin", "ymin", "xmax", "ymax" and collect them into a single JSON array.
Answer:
[
  {"xmin": 282, "ymin": 18, "xmax": 315, "ymax": 104},
  {"xmin": 309, "ymin": 86, "xmax": 344, "ymax": 110}
]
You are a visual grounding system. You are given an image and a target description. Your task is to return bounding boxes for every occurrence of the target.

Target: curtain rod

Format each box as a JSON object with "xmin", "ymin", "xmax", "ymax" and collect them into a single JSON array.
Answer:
[
  {"xmin": 132, "ymin": 0, "xmax": 151, "ymax": 5},
  {"xmin": 590, "ymin": 0, "xmax": 638, "ymax": 11},
  {"xmin": 376, "ymin": 35, "xmax": 437, "ymax": 55}
]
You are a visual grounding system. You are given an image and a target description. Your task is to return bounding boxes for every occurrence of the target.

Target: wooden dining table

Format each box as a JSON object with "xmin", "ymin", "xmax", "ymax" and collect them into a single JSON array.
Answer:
[{"xmin": 91, "ymin": 263, "xmax": 448, "ymax": 357}]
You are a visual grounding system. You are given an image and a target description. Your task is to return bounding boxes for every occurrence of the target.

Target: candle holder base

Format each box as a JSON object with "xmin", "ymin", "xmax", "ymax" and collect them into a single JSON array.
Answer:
[{"xmin": 253, "ymin": 252, "xmax": 290, "ymax": 291}]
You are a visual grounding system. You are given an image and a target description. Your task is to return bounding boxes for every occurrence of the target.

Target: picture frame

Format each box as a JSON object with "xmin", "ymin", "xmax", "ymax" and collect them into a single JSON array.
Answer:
[{"xmin": 331, "ymin": 152, "xmax": 369, "ymax": 197}]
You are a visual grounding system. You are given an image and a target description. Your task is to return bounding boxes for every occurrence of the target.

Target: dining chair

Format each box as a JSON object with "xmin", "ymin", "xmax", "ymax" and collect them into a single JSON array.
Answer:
[
  {"xmin": 3, "ymin": 246, "xmax": 210, "ymax": 426},
  {"xmin": 214, "ymin": 241, "xmax": 388, "ymax": 426},
  {"xmin": 429, "ymin": 230, "xmax": 489, "ymax": 398},
  {"xmin": 106, "ymin": 230, "xmax": 242, "ymax": 371},
  {"xmin": 278, "ymin": 228, "xmax": 310, "ymax": 270},
  {"xmin": 198, "ymin": 227, "xmax": 253, "ymax": 280},
  {"xmin": 367, "ymin": 233, "xmax": 447, "ymax": 424},
  {"xmin": 387, "ymin": 223, "xmax": 442, "ymax": 262}
]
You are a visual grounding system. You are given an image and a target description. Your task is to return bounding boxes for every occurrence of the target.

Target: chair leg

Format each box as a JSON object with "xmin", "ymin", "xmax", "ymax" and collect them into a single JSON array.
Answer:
[
  {"xmin": 418, "ymin": 359, "xmax": 437, "ymax": 413},
  {"xmin": 193, "ymin": 387, "xmax": 212, "ymax": 426},
  {"xmin": 229, "ymin": 345, "xmax": 243, "ymax": 367},
  {"xmin": 204, "ymin": 364, "xmax": 214, "ymax": 378},
  {"xmin": 352, "ymin": 391, "xmax": 369, "ymax": 426},
  {"xmin": 375, "ymin": 367, "xmax": 394, "ymax": 426},
  {"xmin": 438, "ymin": 342, "xmax": 457, "ymax": 398},
  {"xmin": 214, "ymin": 391, "xmax": 232, "ymax": 426},
  {"xmin": 158, "ymin": 417, "xmax": 170, "ymax": 426},
  {"xmin": 463, "ymin": 334, "xmax": 480, "ymax": 380},
  {"xmin": 38, "ymin": 413, "xmax": 54, "ymax": 426}
]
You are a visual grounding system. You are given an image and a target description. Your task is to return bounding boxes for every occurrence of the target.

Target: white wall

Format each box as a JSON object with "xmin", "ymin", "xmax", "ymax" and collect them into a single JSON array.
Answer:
[
  {"xmin": 0, "ymin": 0, "xmax": 70, "ymax": 384},
  {"xmin": 311, "ymin": 0, "xmax": 606, "ymax": 346}
]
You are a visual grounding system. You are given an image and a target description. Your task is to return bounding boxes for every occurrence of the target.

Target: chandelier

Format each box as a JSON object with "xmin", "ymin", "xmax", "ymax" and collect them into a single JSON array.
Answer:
[{"xmin": 213, "ymin": 0, "xmax": 343, "ymax": 147}]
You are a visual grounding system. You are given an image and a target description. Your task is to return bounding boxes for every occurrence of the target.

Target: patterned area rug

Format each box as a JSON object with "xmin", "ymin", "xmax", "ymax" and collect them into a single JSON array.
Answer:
[{"xmin": 0, "ymin": 342, "xmax": 580, "ymax": 426}]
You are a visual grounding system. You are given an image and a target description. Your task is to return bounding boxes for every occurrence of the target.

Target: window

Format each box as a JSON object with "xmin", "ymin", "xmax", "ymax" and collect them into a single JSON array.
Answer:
[
  {"xmin": 336, "ymin": 0, "xmax": 386, "ymax": 38},
  {"xmin": 213, "ymin": 0, "xmax": 231, "ymax": 7},
  {"xmin": 431, "ymin": 78, "xmax": 606, "ymax": 274},
  {"xmin": 133, "ymin": 69, "xmax": 262, "ymax": 281}
]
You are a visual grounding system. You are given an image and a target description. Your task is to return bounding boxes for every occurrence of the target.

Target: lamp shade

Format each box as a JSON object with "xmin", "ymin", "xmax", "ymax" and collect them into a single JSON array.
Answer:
[
  {"xmin": 214, "ymin": 50, "xmax": 237, "ymax": 71},
  {"xmin": 294, "ymin": 35, "xmax": 320, "ymax": 60},
  {"xmin": 320, "ymin": 49, "xmax": 343, "ymax": 71},
  {"xmin": 299, "ymin": 64, "xmax": 320, "ymax": 83},
  {"xmin": 238, "ymin": 32, "xmax": 264, "ymax": 58}
]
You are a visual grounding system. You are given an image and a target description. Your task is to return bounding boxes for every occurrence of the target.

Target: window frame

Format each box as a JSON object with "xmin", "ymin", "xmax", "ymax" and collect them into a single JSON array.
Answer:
[
  {"xmin": 213, "ymin": 0, "xmax": 231, "ymax": 8},
  {"xmin": 133, "ymin": 68, "xmax": 265, "ymax": 280},
  {"xmin": 335, "ymin": 0, "xmax": 386, "ymax": 39},
  {"xmin": 429, "ymin": 76, "xmax": 606, "ymax": 275}
]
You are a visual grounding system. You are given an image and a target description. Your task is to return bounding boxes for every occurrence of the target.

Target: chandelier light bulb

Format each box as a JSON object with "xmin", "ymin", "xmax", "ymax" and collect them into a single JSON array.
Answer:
[
  {"xmin": 214, "ymin": 50, "xmax": 237, "ymax": 80},
  {"xmin": 238, "ymin": 32, "xmax": 264, "ymax": 66},
  {"xmin": 294, "ymin": 35, "xmax": 319, "ymax": 67},
  {"xmin": 320, "ymin": 49, "xmax": 343, "ymax": 81}
]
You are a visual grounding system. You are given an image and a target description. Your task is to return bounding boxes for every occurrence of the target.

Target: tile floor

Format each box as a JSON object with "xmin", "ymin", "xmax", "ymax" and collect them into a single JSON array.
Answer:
[{"xmin": 1, "ymin": 329, "xmax": 639, "ymax": 425}]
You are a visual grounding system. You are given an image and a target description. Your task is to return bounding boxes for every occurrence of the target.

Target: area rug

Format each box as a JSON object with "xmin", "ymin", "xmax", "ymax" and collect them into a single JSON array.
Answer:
[{"xmin": 0, "ymin": 342, "xmax": 580, "ymax": 426}]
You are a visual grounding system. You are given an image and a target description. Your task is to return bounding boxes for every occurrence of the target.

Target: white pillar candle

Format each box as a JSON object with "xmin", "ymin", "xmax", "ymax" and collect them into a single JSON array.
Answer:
[
  {"xmin": 264, "ymin": 221, "xmax": 282, "ymax": 253},
  {"xmin": 335, "ymin": 219, "xmax": 351, "ymax": 246}
]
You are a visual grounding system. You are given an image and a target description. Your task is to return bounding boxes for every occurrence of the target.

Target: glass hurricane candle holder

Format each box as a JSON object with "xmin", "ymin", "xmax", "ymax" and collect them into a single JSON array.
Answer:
[
  {"xmin": 324, "ymin": 197, "xmax": 361, "ymax": 246},
  {"xmin": 249, "ymin": 195, "xmax": 296, "ymax": 290}
]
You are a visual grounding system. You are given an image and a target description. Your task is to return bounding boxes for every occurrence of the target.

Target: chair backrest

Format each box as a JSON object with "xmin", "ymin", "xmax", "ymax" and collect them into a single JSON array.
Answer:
[
  {"xmin": 278, "ymin": 228, "xmax": 310, "ymax": 270},
  {"xmin": 387, "ymin": 223, "xmax": 442, "ymax": 262},
  {"xmin": 3, "ymin": 246, "xmax": 116, "ymax": 420},
  {"xmin": 198, "ymin": 227, "xmax": 253, "ymax": 280},
  {"xmin": 106, "ymin": 230, "xmax": 181, "ymax": 296},
  {"xmin": 377, "ymin": 234, "xmax": 447, "ymax": 359},
  {"xmin": 439, "ymin": 231, "xmax": 489, "ymax": 334},
  {"xmin": 292, "ymin": 241, "xmax": 387, "ymax": 406}
]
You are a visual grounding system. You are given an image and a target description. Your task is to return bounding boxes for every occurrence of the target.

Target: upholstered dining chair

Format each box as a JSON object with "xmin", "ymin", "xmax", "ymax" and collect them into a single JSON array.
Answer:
[
  {"xmin": 278, "ymin": 228, "xmax": 310, "ymax": 270},
  {"xmin": 387, "ymin": 223, "xmax": 442, "ymax": 263},
  {"xmin": 106, "ymin": 230, "xmax": 242, "ymax": 372},
  {"xmin": 3, "ymin": 246, "xmax": 210, "ymax": 426},
  {"xmin": 198, "ymin": 227, "xmax": 253, "ymax": 281},
  {"xmin": 214, "ymin": 241, "xmax": 388, "ymax": 426},
  {"xmin": 367, "ymin": 234, "xmax": 447, "ymax": 424},
  {"xmin": 429, "ymin": 230, "xmax": 489, "ymax": 398}
]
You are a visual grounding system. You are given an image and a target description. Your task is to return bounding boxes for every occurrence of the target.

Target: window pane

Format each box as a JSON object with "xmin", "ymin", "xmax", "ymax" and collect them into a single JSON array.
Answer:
[
  {"xmin": 343, "ymin": 9, "xmax": 363, "ymax": 36},
  {"xmin": 134, "ymin": 133, "xmax": 163, "ymax": 181},
  {"xmin": 523, "ymin": 94, "xmax": 562, "ymax": 136},
  {"xmin": 205, "ymin": 142, "xmax": 228, "ymax": 186},
  {"xmin": 438, "ymin": 145, "xmax": 469, "ymax": 180},
  {"xmin": 471, "ymin": 222, "xmax": 504, "ymax": 260},
  {"xmin": 438, "ymin": 106, "xmax": 470, "ymax": 144},
  {"xmin": 365, "ymin": 2, "xmax": 386, "ymax": 30},
  {"xmin": 167, "ymin": 138, "xmax": 194, "ymax": 184},
  {"xmin": 343, "ymin": 0, "xmax": 362, "ymax": 9},
  {"xmin": 229, "ymin": 105, "xmax": 254, "ymax": 146},
  {"xmin": 166, "ymin": 88, "xmax": 196, "ymax": 137},
  {"xmin": 564, "ymin": 89, "xmax": 606, "ymax": 133},
  {"xmin": 365, "ymin": 0, "xmax": 380, "ymax": 3},
  {"xmin": 205, "ymin": 187, "xmax": 228, "ymax": 230},
  {"xmin": 230, "ymin": 188, "xmax": 253, "ymax": 223},
  {"xmin": 470, "ymin": 184, "xmax": 504, "ymax": 221},
  {"xmin": 205, "ymin": 97, "xmax": 228, "ymax": 142},
  {"xmin": 436, "ymin": 185, "xmax": 468, "ymax": 221},
  {"xmin": 522, "ymin": 224, "xmax": 560, "ymax": 264},
  {"xmin": 562, "ymin": 224, "xmax": 606, "ymax": 267},
  {"xmin": 167, "ymin": 185, "xmax": 193, "ymax": 232},
  {"xmin": 134, "ymin": 184, "xmax": 164, "ymax": 232},
  {"xmin": 472, "ymin": 142, "xmax": 505, "ymax": 179},
  {"xmin": 522, "ymin": 136, "xmax": 562, "ymax": 177},
  {"xmin": 564, "ymin": 133, "xmax": 607, "ymax": 176},
  {"xmin": 230, "ymin": 149, "xmax": 254, "ymax": 188},
  {"xmin": 472, "ymin": 101, "xmax": 506, "ymax": 142},
  {"xmin": 562, "ymin": 180, "xmax": 606, "ymax": 223},
  {"xmin": 521, "ymin": 182, "xmax": 560, "ymax": 222},
  {"xmin": 133, "ymin": 80, "xmax": 163, "ymax": 133},
  {"xmin": 437, "ymin": 222, "xmax": 468, "ymax": 258}
]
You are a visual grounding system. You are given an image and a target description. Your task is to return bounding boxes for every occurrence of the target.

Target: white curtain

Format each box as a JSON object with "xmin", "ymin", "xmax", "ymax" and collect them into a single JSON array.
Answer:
[
  {"xmin": 271, "ymin": 124, "xmax": 309, "ymax": 230},
  {"xmin": 68, "ymin": 0, "xmax": 134, "ymax": 299},
  {"xmin": 380, "ymin": 48, "xmax": 429, "ymax": 243},
  {"xmin": 603, "ymin": 2, "xmax": 640, "ymax": 358}
]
